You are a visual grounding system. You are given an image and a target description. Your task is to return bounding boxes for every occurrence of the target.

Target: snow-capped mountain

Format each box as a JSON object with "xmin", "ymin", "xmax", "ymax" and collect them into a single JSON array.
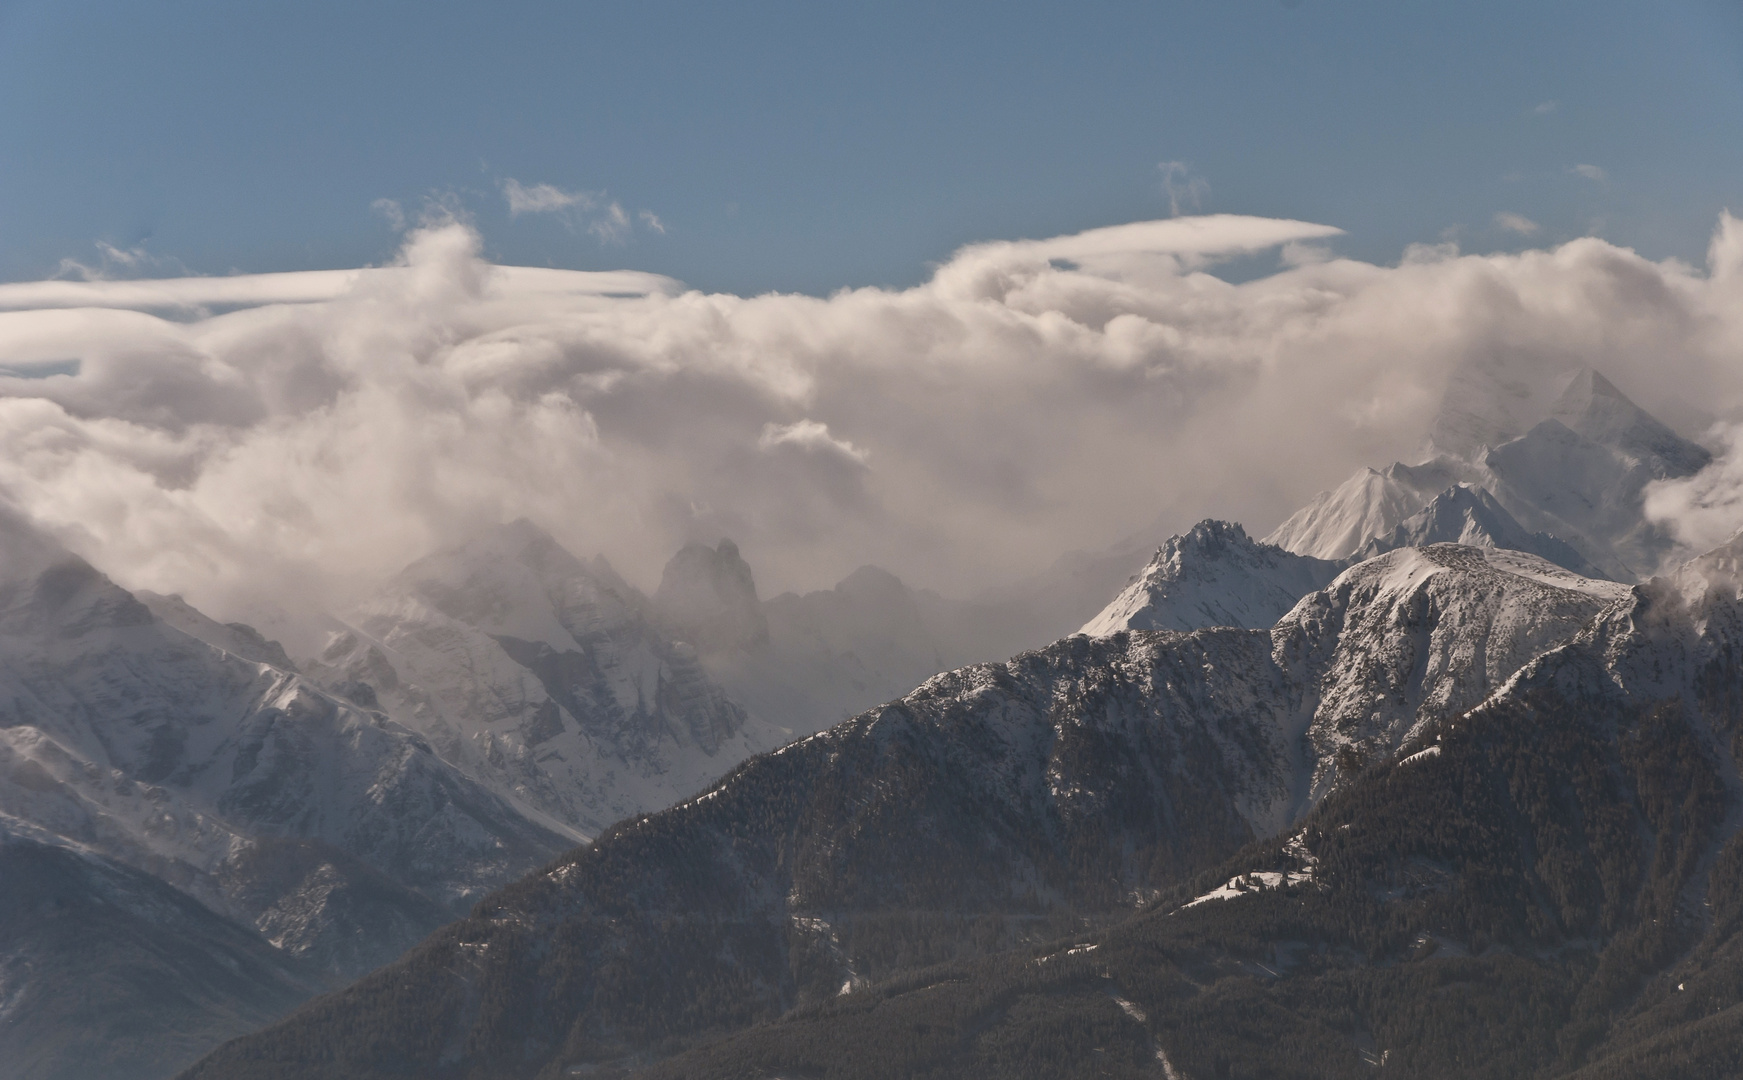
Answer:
[
  {"xmin": 0, "ymin": 511, "xmax": 574, "ymax": 1079},
  {"xmin": 631, "ymin": 540, "xmax": 1743, "ymax": 1080},
  {"xmin": 1264, "ymin": 457, "xmax": 1476, "ymax": 561},
  {"xmin": 1276, "ymin": 543, "xmax": 1631, "ymax": 803},
  {"xmin": 1266, "ymin": 365, "xmax": 1711, "ymax": 580},
  {"xmin": 1355, "ymin": 482, "xmax": 1599, "ymax": 575},
  {"xmin": 190, "ymin": 535, "xmax": 1684, "ymax": 1079},
  {"xmin": 0, "ymin": 513, "xmax": 566, "ymax": 913},
  {"xmin": 1080, "ymin": 519, "xmax": 1342, "ymax": 636},
  {"xmin": 309, "ymin": 521, "xmax": 787, "ymax": 838}
]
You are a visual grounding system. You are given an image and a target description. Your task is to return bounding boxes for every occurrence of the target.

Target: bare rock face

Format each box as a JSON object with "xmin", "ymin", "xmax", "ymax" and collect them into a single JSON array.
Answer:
[{"xmin": 654, "ymin": 538, "xmax": 770, "ymax": 654}]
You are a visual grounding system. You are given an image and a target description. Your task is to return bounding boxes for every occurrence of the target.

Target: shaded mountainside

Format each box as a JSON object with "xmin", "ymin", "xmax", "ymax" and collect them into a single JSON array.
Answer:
[
  {"xmin": 182, "ymin": 543, "xmax": 1676, "ymax": 1080},
  {"xmin": 179, "ymin": 628, "xmax": 1297, "ymax": 1080},
  {"xmin": 0, "ymin": 836, "xmax": 321, "ymax": 1080},
  {"xmin": 641, "ymin": 651, "xmax": 1743, "ymax": 1079},
  {"xmin": 626, "ymin": 564, "xmax": 1743, "ymax": 1080}
]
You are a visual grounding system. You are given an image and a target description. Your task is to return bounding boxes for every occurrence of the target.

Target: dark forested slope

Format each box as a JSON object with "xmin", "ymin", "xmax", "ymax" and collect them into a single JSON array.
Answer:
[{"xmin": 182, "ymin": 542, "xmax": 1743, "ymax": 1079}]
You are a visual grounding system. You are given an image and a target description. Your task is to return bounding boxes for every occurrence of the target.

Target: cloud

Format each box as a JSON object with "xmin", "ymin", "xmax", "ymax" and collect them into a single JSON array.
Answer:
[
  {"xmin": 0, "ymin": 212, "xmax": 1740, "ymax": 647},
  {"xmin": 1158, "ymin": 162, "xmax": 1210, "ymax": 217},
  {"xmin": 503, "ymin": 179, "xmax": 594, "ymax": 216},
  {"xmin": 759, "ymin": 419, "xmax": 869, "ymax": 464},
  {"xmin": 502, "ymin": 179, "xmax": 659, "ymax": 246},
  {"xmin": 588, "ymin": 201, "xmax": 633, "ymax": 245},
  {"xmin": 1533, "ymin": 101, "xmax": 1559, "ymax": 115},
  {"xmin": 0, "ymin": 266, "xmax": 677, "ymax": 314},
  {"xmin": 371, "ymin": 198, "xmax": 407, "ymax": 232},
  {"xmin": 1493, "ymin": 212, "xmax": 1540, "ymax": 235},
  {"xmin": 1571, "ymin": 164, "xmax": 1608, "ymax": 182},
  {"xmin": 51, "ymin": 242, "xmax": 188, "ymax": 283},
  {"xmin": 1645, "ymin": 423, "xmax": 1743, "ymax": 554}
]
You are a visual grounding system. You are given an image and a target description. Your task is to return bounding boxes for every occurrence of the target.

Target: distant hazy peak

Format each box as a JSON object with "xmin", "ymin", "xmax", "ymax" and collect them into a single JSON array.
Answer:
[
  {"xmin": 833, "ymin": 564, "xmax": 908, "ymax": 600},
  {"xmin": 1547, "ymin": 367, "xmax": 1711, "ymax": 478},
  {"xmin": 1263, "ymin": 457, "xmax": 1475, "ymax": 560},
  {"xmin": 1272, "ymin": 361, "xmax": 1707, "ymax": 580},
  {"xmin": 655, "ymin": 538, "xmax": 769, "ymax": 653},
  {"xmin": 1425, "ymin": 359, "xmax": 1708, "ymax": 472},
  {"xmin": 1425, "ymin": 358, "xmax": 1583, "ymax": 462},
  {"xmin": 1357, "ymin": 483, "xmax": 1603, "ymax": 578}
]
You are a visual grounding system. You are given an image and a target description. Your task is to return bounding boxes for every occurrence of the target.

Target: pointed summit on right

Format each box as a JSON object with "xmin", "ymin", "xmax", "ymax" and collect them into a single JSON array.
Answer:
[
  {"xmin": 1268, "ymin": 361, "xmax": 1716, "ymax": 580},
  {"xmin": 1547, "ymin": 367, "xmax": 1711, "ymax": 478}
]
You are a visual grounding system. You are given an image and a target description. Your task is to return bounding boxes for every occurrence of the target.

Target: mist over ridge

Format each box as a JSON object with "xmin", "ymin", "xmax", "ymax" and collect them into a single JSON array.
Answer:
[{"xmin": 1, "ymin": 212, "xmax": 1742, "ymax": 646}]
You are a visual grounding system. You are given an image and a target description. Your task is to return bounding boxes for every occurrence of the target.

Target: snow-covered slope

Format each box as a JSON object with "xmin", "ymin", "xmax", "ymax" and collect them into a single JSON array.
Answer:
[
  {"xmin": 1476, "ymin": 418, "xmax": 1680, "ymax": 578},
  {"xmin": 1267, "ymin": 365, "xmax": 1711, "ymax": 579},
  {"xmin": 1275, "ymin": 543, "xmax": 1631, "ymax": 802},
  {"xmin": 1548, "ymin": 367, "xmax": 1712, "ymax": 478},
  {"xmin": 311, "ymin": 521, "xmax": 787, "ymax": 837},
  {"xmin": 1081, "ymin": 520, "xmax": 1343, "ymax": 636},
  {"xmin": 0, "ymin": 522, "xmax": 569, "ymax": 929},
  {"xmin": 1675, "ymin": 527, "xmax": 1743, "ymax": 605},
  {"xmin": 1356, "ymin": 483, "xmax": 1599, "ymax": 576},
  {"xmin": 1263, "ymin": 459, "xmax": 1476, "ymax": 561}
]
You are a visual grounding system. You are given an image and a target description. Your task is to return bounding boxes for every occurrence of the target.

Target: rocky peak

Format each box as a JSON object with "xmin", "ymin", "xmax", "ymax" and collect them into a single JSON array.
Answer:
[
  {"xmin": 655, "ymin": 538, "xmax": 769, "ymax": 653},
  {"xmin": 1082, "ymin": 518, "xmax": 1342, "ymax": 635}
]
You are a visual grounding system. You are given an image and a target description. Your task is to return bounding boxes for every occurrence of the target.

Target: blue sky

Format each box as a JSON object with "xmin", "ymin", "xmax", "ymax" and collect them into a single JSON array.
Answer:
[{"xmin": 1, "ymin": 0, "xmax": 1741, "ymax": 295}]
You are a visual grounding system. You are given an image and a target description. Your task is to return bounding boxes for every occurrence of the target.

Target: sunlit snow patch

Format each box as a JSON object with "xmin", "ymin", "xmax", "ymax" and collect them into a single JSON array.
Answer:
[
  {"xmin": 1399, "ymin": 744, "xmax": 1442, "ymax": 766},
  {"xmin": 1183, "ymin": 869, "xmax": 1314, "ymax": 908}
]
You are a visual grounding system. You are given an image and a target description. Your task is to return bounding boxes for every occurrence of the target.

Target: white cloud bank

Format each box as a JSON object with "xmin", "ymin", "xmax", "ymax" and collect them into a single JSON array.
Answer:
[{"xmin": 2, "ymin": 212, "xmax": 1742, "ymax": 640}]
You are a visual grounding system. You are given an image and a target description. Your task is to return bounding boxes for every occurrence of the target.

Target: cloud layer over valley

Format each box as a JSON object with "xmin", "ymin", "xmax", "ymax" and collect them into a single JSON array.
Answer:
[{"xmin": 2, "ymin": 212, "xmax": 1743, "ymax": 642}]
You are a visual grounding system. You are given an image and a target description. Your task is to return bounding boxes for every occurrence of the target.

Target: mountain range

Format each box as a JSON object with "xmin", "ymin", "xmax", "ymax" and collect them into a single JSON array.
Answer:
[
  {"xmin": 180, "ymin": 533, "xmax": 1743, "ymax": 1080},
  {"xmin": 6, "ymin": 359, "xmax": 1743, "ymax": 1079}
]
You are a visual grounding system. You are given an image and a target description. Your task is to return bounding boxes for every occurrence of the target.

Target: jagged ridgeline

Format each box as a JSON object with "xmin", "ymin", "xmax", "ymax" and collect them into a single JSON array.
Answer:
[
  {"xmin": 181, "ymin": 536, "xmax": 1743, "ymax": 1079},
  {"xmin": 8, "ymin": 359, "xmax": 1740, "ymax": 1079}
]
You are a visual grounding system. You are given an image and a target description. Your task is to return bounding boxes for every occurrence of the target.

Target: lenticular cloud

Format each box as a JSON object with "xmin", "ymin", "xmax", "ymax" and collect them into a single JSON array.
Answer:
[{"xmin": 0, "ymin": 213, "xmax": 1740, "ymax": 638}]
